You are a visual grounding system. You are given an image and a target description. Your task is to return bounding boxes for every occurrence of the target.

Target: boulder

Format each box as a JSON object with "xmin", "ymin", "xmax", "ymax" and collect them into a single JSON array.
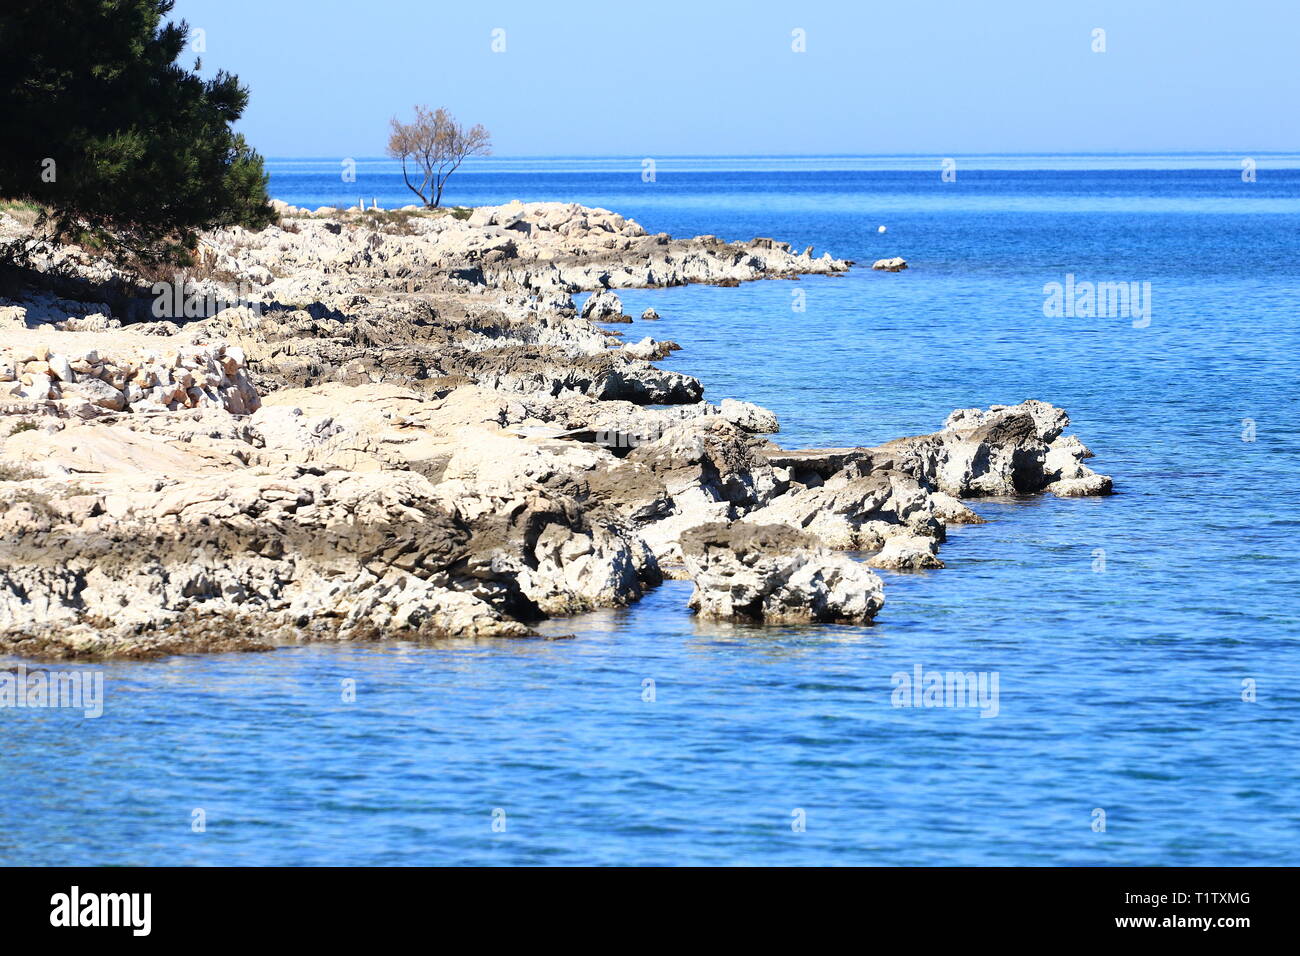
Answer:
[
  {"xmin": 742, "ymin": 465, "xmax": 942, "ymax": 550},
  {"xmin": 0, "ymin": 306, "xmax": 29, "ymax": 330},
  {"xmin": 720, "ymin": 398, "xmax": 779, "ymax": 434},
  {"xmin": 46, "ymin": 353, "xmax": 74, "ymax": 382},
  {"xmin": 868, "ymin": 534, "xmax": 944, "ymax": 570},
  {"xmin": 681, "ymin": 522, "xmax": 884, "ymax": 624},
  {"xmin": 580, "ymin": 291, "xmax": 626, "ymax": 321},
  {"xmin": 875, "ymin": 400, "xmax": 1112, "ymax": 498},
  {"xmin": 60, "ymin": 377, "xmax": 126, "ymax": 411},
  {"xmin": 621, "ymin": 337, "xmax": 680, "ymax": 361}
]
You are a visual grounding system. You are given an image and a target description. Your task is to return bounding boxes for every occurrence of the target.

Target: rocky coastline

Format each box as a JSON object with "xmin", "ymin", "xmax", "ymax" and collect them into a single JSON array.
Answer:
[{"xmin": 0, "ymin": 201, "xmax": 1111, "ymax": 660}]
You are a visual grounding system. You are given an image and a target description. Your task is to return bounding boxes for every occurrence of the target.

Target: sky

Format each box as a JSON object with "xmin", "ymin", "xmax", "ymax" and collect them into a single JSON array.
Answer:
[{"xmin": 170, "ymin": 0, "xmax": 1299, "ymax": 158}]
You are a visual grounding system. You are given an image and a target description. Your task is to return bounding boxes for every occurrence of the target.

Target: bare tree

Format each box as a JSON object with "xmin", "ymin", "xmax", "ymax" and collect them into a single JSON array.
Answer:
[{"xmin": 386, "ymin": 106, "xmax": 492, "ymax": 208}]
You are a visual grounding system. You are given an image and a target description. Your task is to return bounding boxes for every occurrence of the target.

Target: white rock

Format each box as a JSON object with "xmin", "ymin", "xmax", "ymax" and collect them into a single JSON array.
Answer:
[
  {"xmin": 719, "ymin": 398, "xmax": 779, "ymax": 433},
  {"xmin": 580, "ymin": 291, "xmax": 625, "ymax": 320},
  {"xmin": 61, "ymin": 377, "xmax": 126, "ymax": 411},
  {"xmin": 47, "ymin": 353, "xmax": 74, "ymax": 382},
  {"xmin": 0, "ymin": 306, "xmax": 28, "ymax": 330},
  {"xmin": 681, "ymin": 523, "xmax": 884, "ymax": 624}
]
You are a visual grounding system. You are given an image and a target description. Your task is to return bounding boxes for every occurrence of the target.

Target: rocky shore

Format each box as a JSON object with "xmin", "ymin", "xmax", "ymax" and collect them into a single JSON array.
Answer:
[{"xmin": 0, "ymin": 201, "xmax": 1111, "ymax": 660}]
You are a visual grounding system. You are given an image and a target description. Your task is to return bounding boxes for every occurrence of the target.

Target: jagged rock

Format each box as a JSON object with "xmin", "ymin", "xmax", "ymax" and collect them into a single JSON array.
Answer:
[
  {"xmin": 875, "ymin": 400, "xmax": 1112, "ymax": 498},
  {"xmin": 0, "ymin": 201, "xmax": 1111, "ymax": 659},
  {"xmin": 59, "ymin": 377, "xmax": 125, "ymax": 411},
  {"xmin": 621, "ymin": 337, "xmax": 680, "ymax": 361},
  {"xmin": 868, "ymin": 534, "xmax": 944, "ymax": 571},
  {"xmin": 0, "ymin": 466, "xmax": 664, "ymax": 659},
  {"xmin": 720, "ymin": 398, "xmax": 779, "ymax": 434},
  {"xmin": 741, "ymin": 465, "xmax": 941, "ymax": 550},
  {"xmin": 580, "ymin": 291, "xmax": 625, "ymax": 321},
  {"xmin": 680, "ymin": 523, "xmax": 884, "ymax": 624}
]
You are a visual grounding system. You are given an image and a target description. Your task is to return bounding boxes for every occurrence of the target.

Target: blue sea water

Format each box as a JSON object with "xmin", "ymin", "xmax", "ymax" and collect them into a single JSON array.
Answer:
[{"xmin": 4, "ymin": 155, "xmax": 1299, "ymax": 866}]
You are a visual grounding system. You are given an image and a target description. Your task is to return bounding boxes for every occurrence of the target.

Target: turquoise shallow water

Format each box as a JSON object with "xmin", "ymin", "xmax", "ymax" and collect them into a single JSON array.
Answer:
[{"xmin": 3, "ymin": 156, "xmax": 1299, "ymax": 865}]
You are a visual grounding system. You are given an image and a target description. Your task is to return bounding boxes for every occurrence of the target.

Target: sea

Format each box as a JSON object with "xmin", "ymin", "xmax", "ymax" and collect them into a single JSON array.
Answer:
[{"xmin": 4, "ymin": 154, "xmax": 1298, "ymax": 865}]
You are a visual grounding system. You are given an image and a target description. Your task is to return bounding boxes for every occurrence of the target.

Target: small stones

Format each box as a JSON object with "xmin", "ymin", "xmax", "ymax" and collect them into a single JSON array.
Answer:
[{"xmin": 0, "ymin": 339, "xmax": 259, "ymax": 416}]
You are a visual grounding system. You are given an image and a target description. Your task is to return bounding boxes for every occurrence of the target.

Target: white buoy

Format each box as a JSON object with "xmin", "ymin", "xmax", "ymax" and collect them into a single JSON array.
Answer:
[{"xmin": 878, "ymin": 225, "xmax": 887, "ymax": 234}]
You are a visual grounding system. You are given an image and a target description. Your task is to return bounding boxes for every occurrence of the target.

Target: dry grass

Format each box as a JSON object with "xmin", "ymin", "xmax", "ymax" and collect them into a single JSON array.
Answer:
[
  {"xmin": 278, "ymin": 205, "xmax": 472, "ymax": 229},
  {"xmin": 0, "ymin": 462, "xmax": 42, "ymax": 482},
  {"xmin": 0, "ymin": 199, "xmax": 43, "ymax": 230}
]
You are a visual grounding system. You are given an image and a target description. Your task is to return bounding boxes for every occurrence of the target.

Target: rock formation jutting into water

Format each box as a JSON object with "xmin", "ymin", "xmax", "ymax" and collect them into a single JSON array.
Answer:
[{"xmin": 0, "ymin": 200, "xmax": 1112, "ymax": 659}]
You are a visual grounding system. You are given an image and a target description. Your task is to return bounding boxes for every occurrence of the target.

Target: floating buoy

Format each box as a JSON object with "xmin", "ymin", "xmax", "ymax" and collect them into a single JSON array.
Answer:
[{"xmin": 878, "ymin": 225, "xmax": 887, "ymax": 234}]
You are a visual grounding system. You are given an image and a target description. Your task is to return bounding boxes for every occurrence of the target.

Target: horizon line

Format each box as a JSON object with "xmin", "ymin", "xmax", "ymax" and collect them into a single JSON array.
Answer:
[{"xmin": 264, "ymin": 149, "xmax": 1300, "ymax": 161}]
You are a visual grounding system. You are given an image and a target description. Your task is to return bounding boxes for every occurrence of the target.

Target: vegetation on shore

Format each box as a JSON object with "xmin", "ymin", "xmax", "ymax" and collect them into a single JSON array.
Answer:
[{"xmin": 0, "ymin": 0, "xmax": 273, "ymax": 268}]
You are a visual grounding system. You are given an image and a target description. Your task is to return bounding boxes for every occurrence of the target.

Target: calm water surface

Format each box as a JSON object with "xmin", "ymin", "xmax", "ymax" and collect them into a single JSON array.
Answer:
[{"xmin": 3, "ymin": 156, "xmax": 1298, "ymax": 865}]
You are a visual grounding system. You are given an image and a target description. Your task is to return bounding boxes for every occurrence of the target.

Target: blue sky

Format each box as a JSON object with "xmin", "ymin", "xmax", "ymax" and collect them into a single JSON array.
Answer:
[{"xmin": 171, "ymin": 0, "xmax": 1298, "ymax": 157}]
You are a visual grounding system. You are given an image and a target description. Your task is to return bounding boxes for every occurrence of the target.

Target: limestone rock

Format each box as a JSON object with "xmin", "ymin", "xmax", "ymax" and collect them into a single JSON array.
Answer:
[
  {"xmin": 60, "ymin": 377, "xmax": 126, "ymax": 411},
  {"xmin": 868, "ymin": 534, "xmax": 944, "ymax": 571},
  {"xmin": 580, "ymin": 291, "xmax": 625, "ymax": 321},
  {"xmin": 719, "ymin": 398, "xmax": 779, "ymax": 434},
  {"xmin": 621, "ymin": 337, "xmax": 680, "ymax": 361},
  {"xmin": 742, "ymin": 465, "xmax": 939, "ymax": 549},
  {"xmin": 875, "ymin": 400, "xmax": 1112, "ymax": 498},
  {"xmin": 681, "ymin": 522, "xmax": 884, "ymax": 624},
  {"xmin": 0, "ymin": 199, "xmax": 1112, "ymax": 660}
]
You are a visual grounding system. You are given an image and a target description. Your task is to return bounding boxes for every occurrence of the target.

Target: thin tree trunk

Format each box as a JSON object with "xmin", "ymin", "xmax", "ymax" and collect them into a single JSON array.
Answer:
[
  {"xmin": 399, "ymin": 156, "xmax": 426, "ymax": 205},
  {"xmin": 433, "ymin": 157, "xmax": 465, "ymax": 210}
]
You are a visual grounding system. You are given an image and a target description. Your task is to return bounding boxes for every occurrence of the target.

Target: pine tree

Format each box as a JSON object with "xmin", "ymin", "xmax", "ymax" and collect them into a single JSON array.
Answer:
[{"xmin": 0, "ymin": 0, "xmax": 273, "ymax": 263}]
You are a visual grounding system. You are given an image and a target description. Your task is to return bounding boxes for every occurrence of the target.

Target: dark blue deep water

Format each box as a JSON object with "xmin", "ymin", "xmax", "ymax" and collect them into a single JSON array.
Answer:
[{"xmin": 4, "ymin": 156, "xmax": 1299, "ymax": 865}]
